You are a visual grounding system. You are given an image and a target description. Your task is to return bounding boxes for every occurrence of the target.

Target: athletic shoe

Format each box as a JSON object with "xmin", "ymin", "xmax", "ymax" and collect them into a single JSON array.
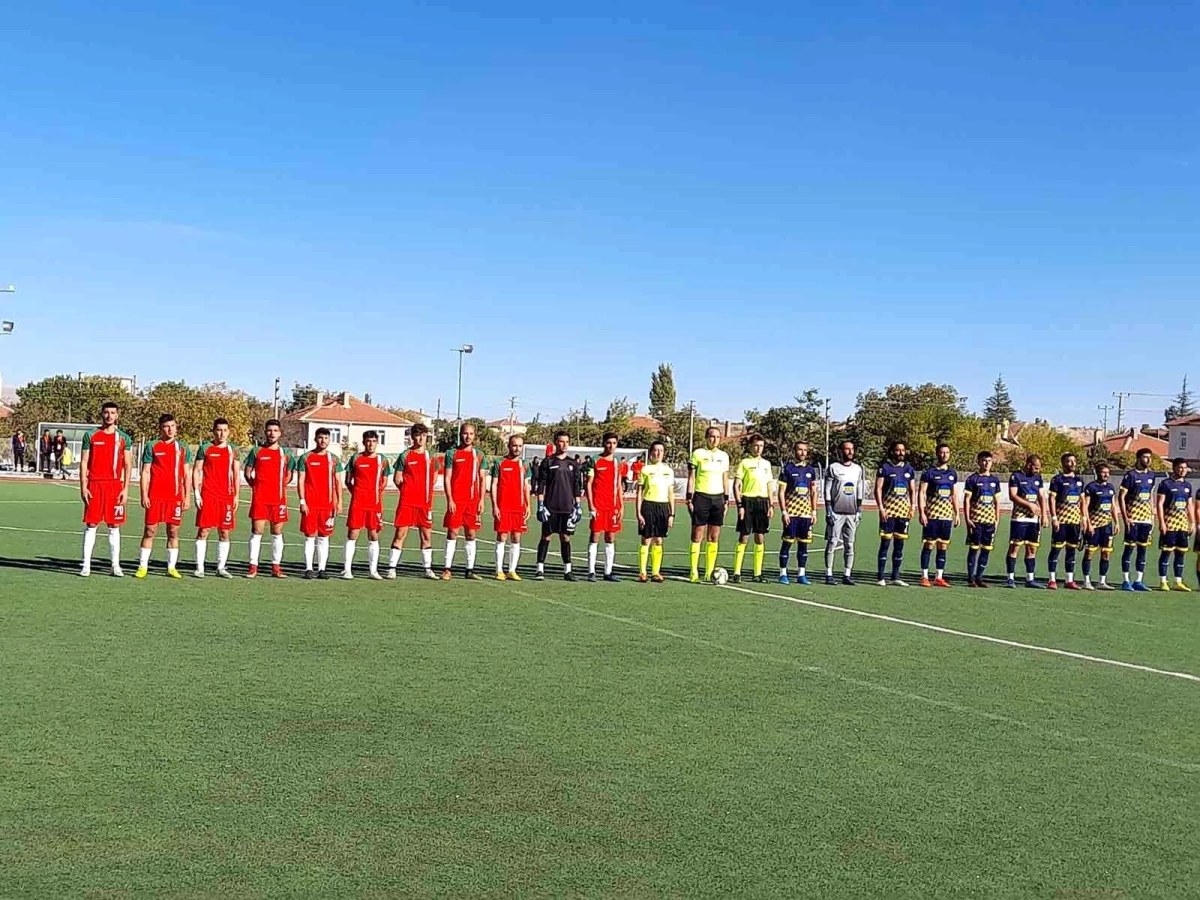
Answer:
[
  {"xmin": 340, "ymin": 571, "xmax": 354, "ymax": 580},
  {"xmin": 920, "ymin": 577, "xmax": 932, "ymax": 587},
  {"xmin": 1083, "ymin": 582, "xmax": 1095, "ymax": 591},
  {"xmin": 638, "ymin": 573, "xmax": 649, "ymax": 583},
  {"xmin": 825, "ymin": 575, "xmax": 837, "ymax": 585},
  {"xmin": 1096, "ymin": 582, "xmax": 1114, "ymax": 591},
  {"xmin": 167, "ymin": 568, "xmax": 182, "ymax": 580},
  {"xmin": 966, "ymin": 581, "xmax": 976, "ymax": 589},
  {"xmin": 79, "ymin": 566, "xmax": 90, "ymax": 578},
  {"xmin": 651, "ymin": 574, "xmax": 665, "ymax": 583},
  {"xmin": 841, "ymin": 576, "xmax": 855, "ymax": 586},
  {"xmin": 303, "ymin": 570, "xmax": 315, "ymax": 580},
  {"xmin": 1064, "ymin": 581, "xmax": 1080, "ymax": 591},
  {"xmin": 386, "ymin": 568, "xmax": 397, "ymax": 580},
  {"xmin": 1025, "ymin": 579, "xmax": 1042, "ymax": 589},
  {"xmin": 753, "ymin": 575, "xmax": 767, "ymax": 584},
  {"xmin": 1005, "ymin": 578, "xmax": 1017, "ymax": 589},
  {"xmin": 247, "ymin": 565, "xmax": 258, "ymax": 579},
  {"xmin": 797, "ymin": 575, "xmax": 811, "ymax": 585},
  {"xmin": 217, "ymin": 568, "xmax": 233, "ymax": 579},
  {"xmin": 1132, "ymin": 582, "xmax": 1149, "ymax": 592},
  {"xmin": 730, "ymin": 574, "xmax": 742, "ymax": 584},
  {"xmin": 507, "ymin": 571, "xmax": 522, "ymax": 582},
  {"xmin": 1120, "ymin": 581, "xmax": 1134, "ymax": 592},
  {"xmin": 1046, "ymin": 580, "xmax": 1058, "ymax": 591},
  {"xmin": 135, "ymin": 568, "xmax": 149, "ymax": 579},
  {"xmin": 495, "ymin": 571, "xmax": 507, "ymax": 581},
  {"xmin": 1173, "ymin": 582, "xmax": 1192, "ymax": 592},
  {"xmin": 974, "ymin": 579, "xmax": 988, "ymax": 589},
  {"xmin": 368, "ymin": 571, "xmax": 383, "ymax": 581},
  {"xmin": 876, "ymin": 579, "xmax": 887, "ymax": 587},
  {"xmin": 564, "ymin": 572, "xmax": 576, "ymax": 582},
  {"xmin": 111, "ymin": 567, "xmax": 124, "ymax": 578},
  {"xmin": 603, "ymin": 574, "xmax": 620, "ymax": 583},
  {"xmin": 424, "ymin": 569, "xmax": 440, "ymax": 580},
  {"xmin": 316, "ymin": 570, "xmax": 329, "ymax": 580},
  {"xmin": 534, "ymin": 571, "xmax": 545, "ymax": 581},
  {"xmin": 933, "ymin": 578, "xmax": 951, "ymax": 588},
  {"xmin": 778, "ymin": 574, "xmax": 791, "ymax": 585},
  {"xmin": 689, "ymin": 575, "xmax": 701, "ymax": 584},
  {"xmin": 464, "ymin": 570, "xmax": 482, "ymax": 581},
  {"xmin": 587, "ymin": 573, "xmax": 598, "ymax": 583},
  {"xmin": 441, "ymin": 569, "xmax": 452, "ymax": 581},
  {"xmin": 193, "ymin": 569, "xmax": 204, "ymax": 579},
  {"xmin": 1159, "ymin": 581, "xmax": 1172, "ymax": 592},
  {"xmin": 890, "ymin": 579, "xmax": 909, "ymax": 587}
]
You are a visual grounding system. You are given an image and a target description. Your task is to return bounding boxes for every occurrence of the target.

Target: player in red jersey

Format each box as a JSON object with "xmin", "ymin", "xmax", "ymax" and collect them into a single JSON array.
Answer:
[
  {"xmin": 491, "ymin": 435, "xmax": 531, "ymax": 580},
  {"xmin": 388, "ymin": 423, "xmax": 438, "ymax": 579},
  {"xmin": 341, "ymin": 431, "xmax": 391, "ymax": 580},
  {"xmin": 192, "ymin": 417, "xmax": 241, "ymax": 578},
  {"xmin": 79, "ymin": 401, "xmax": 134, "ymax": 577},
  {"xmin": 586, "ymin": 432, "xmax": 624, "ymax": 582},
  {"xmin": 441, "ymin": 421, "xmax": 487, "ymax": 580},
  {"xmin": 244, "ymin": 419, "xmax": 295, "ymax": 578},
  {"xmin": 631, "ymin": 457, "xmax": 645, "ymax": 487},
  {"xmin": 135, "ymin": 414, "xmax": 193, "ymax": 579},
  {"xmin": 296, "ymin": 427, "xmax": 343, "ymax": 579}
]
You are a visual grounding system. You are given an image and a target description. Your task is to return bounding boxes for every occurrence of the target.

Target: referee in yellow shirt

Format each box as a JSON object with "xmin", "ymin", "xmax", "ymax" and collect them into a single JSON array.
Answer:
[
  {"xmin": 636, "ymin": 440, "xmax": 676, "ymax": 583},
  {"xmin": 687, "ymin": 427, "xmax": 731, "ymax": 583},
  {"xmin": 733, "ymin": 434, "xmax": 775, "ymax": 583}
]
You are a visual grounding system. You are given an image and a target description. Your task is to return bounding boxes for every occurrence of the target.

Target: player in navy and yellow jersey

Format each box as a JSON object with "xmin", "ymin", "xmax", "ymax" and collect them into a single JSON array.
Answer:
[
  {"xmin": 1119, "ymin": 447, "xmax": 1157, "ymax": 591},
  {"xmin": 963, "ymin": 451, "xmax": 1001, "ymax": 587},
  {"xmin": 874, "ymin": 441, "xmax": 917, "ymax": 586},
  {"xmin": 1155, "ymin": 458, "xmax": 1194, "ymax": 591},
  {"xmin": 1082, "ymin": 463, "xmax": 1120, "ymax": 590},
  {"xmin": 1046, "ymin": 453, "xmax": 1086, "ymax": 590},
  {"xmin": 918, "ymin": 443, "xmax": 958, "ymax": 588},
  {"xmin": 1006, "ymin": 454, "xmax": 1047, "ymax": 588},
  {"xmin": 777, "ymin": 441, "xmax": 818, "ymax": 585}
]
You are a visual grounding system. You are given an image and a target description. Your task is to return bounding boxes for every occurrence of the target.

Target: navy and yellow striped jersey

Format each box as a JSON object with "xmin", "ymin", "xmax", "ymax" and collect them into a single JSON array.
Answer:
[
  {"xmin": 965, "ymin": 473, "xmax": 1001, "ymax": 525},
  {"xmin": 1085, "ymin": 481, "xmax": 1116, "ymax": 527},
  {"xmin": 1049, "ymin": 473, "xmax": 1085, "ymax": 525},
  {"xmin": 780, "ymin": 462, "xmax": 818, "ymax": 518},
  {"xmin": 1121, "ymin": 470, "xmax": 1157, "ymax": 524},
  {"xmin": 878, "ymin": 462, "xmax": 916, "ymax": 518},
  {"xmin": 1157, "ymin": 478, "xmax": 1193, "ymax": 532},
  {"xmin": 920, "ymin": 466, "xmax": 957, "ymax": 521}
]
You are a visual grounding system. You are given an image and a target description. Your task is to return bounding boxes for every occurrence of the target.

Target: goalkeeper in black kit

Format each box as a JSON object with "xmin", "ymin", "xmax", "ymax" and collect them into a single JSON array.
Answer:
[{"xmin": 535, "ymin": 430, "xmax": 584, "ymax": 581}]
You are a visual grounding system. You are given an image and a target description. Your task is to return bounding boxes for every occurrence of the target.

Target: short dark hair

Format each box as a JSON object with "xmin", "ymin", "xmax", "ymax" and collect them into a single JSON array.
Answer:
[
  {"xmin": 746, "ymin": 433, "xmax": 765, "ymax": 444},
  {"xmin": 1061, "ymin": 452, "xmax": 1076, "ymax": 464},
  {"xmin": 1136, "ymin": 447, "xmax": 1153, "ymax": 456},
  {"xmin": 1172, "ymin": 456, "xmax": 1187, "ymax": 466},
  {"xmin": 794, "ymin": 440, "xmax": 809, "ymax": 449},
  {"xmin": 1025, "ymin": 454, "xmax": 1042, "ymax": 465},
  {"xmin": 554, "ymin": 430, "xmax": 570, "ymax": 441},
  {"xmin": 936, "ymin": 443, "xmax": 951, "ymax": 452},
  {"xmin": 976, "ymin": 450, "xmax": 992, "ymax": 462},
  {"xmin": 363, "ymin": 430, "xmax": 379, "ymax": 441},
  {"xmin": 213, "ymin": 417, "xmax": 229, "ymax": 429},
  {"xmin": 315, "ymin": 427, "xmax": 331, "ymax": 438},
  {"xmin": 650, "ymin": 439, "xmax": 666, "ymax": 452},
  {"xmin": 409, "ymin": 423, "xmax": 428, "ymax": 438},
  {"xmin": 1096, "ymin": 462, "xmax": 1110, "ymax": 472},
  {"xmin": 101, "ymin": 401, "xmax": 119, "ymax": 412},
  {"xmin": 158, "ymin": 414, "xmax": 176, "ymax": 426},
  {"xmin": 265, "ymin": 419, "xmax": 282, "ymax": 430},
  {"xmin": 888, "ymin": 440, "xmax": 906, "ymax": 453},
  {"xmin": 602, "ymin": 431, "xmax": 619, "ymax": 444}
]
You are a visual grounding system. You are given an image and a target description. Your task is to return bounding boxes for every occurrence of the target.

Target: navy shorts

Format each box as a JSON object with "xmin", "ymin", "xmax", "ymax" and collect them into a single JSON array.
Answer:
[
  {"xmin": 1051, "ymin": 523, "xmax": 1082, "ymax": 549},
  {"xmin": 1125, "ymin": 522, "xmax": 1153, "ymax": 547},
  {"xmin": 1160, "ymin": 530, "xmax": 1189, "ymax": 550},
  {"xmin": 1009, "ymin": 521, "xmax": 1041, "ymax": 547},
  {"xmin": 921, "ymin": 519, "xmax": 953, "ymax": 545},
  {"xmin": 1085, "ymin": 525, "xmax": 1114, "ymax": 551},
  {"xmin": 879, "ymin": 516, "xmax": 911, "ymax": 539},
  {"xmin": 967, "ymin": 523, "xmax": 996, "ymax": 551},
  {"xmin": 783, "ymin": 515, "xmax": 813, "ymax": 543}
]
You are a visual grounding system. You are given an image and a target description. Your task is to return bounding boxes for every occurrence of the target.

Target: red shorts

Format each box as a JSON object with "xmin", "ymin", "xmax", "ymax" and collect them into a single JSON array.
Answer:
[
  {"xmin": 300, "ymin": 506, "xmax": 337, "ymax": 537},
  {"xmin": 83, "ymin": 481, "xmax": 127, "ymax": 528},
  {"xmin": 346, "ymin": 501, "xmax": 384, "ymax": 533},
  {"xmin": 493, "ymin": 510, "xmax": 528, "ymax": 535},
  {"xmin": 443, "ymin": 501, "xmax": 482, "ymax": 531},
  {"xmin": 249, "ymin": 501, "xmax": 289, "ymax": 524},
  {"xmin": 395, "ymin": 503, "xmax": 433, "ymax": 530},
  {"xmin": 590, "ymin": 506, "xmax": 623, "ymax": 535},
  {"xmin": 196, "ymin": 497, "xmax": 237, "ymax": 531},
  {"xmin": 146, "ymin": 498, "xmax": 184, "ymax": 527}
]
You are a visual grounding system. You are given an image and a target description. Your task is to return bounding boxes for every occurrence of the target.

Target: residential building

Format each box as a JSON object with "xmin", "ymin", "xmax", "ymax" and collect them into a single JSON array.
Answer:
[
  {"xmin": 282, "ymin": 391, "xmax": 414, "ymax": 451},
  {"xmin": 1167, "ymin": 415, "xmax": 1200, "ymax": 462}
]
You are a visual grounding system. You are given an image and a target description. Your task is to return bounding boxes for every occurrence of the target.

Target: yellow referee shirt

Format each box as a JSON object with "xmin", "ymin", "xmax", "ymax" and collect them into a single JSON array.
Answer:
[
  {"xmin": 639, "ymin": 462, "xmax": 675, "ymax": 503},
  {"xmin": 689, "ymin": 447, "xmax": 730, "ymax": 495},
  {"xmin": 735, "ymin": 456, "xmax": 774, "ymax": 498}
]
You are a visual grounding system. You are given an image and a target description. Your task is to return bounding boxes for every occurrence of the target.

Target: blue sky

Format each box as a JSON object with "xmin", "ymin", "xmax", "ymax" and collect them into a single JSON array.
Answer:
[{"xmin": 1, "ymin": 2, "xmax": 1195, "ymax": 428}]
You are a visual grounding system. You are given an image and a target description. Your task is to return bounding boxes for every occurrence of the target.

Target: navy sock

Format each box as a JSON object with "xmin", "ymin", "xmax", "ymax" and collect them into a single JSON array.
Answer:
[
  {"xmin": 1065, "ymin": 547, "xmax": 1076, "ymax": 575},
  {"xmin": 1006, "ymin": 554, "xmax": 1017, "ymax": 577},
  {"xmin": 779, "ymin": 541, "xmax": 792, "ymax": 570},
  {"xmin": 1048, "ymin": 546, "xmax": 1061, "ymax": 577},
  {"xmin": 1024, "ymin": 556, "xmax": 1036, "ymax": 577},
  {"xmin": 891, "ymin": 541, "xmax": 904, "ymax": 580},
  {"xmin": 920, "ymin": 545, "xmax": 932, "ymax": 572},
  {"xmin": 1136, "ymin": 545, "xmax": 1147, "ymax": 573},
  {"xmin": 797, "ymin": 545, "xmax": 809, "ymax": 570},
  {"xmin": 966, "ymin": 548, "xmax": 978, "ymax": 579},
  {"xmin": 1121, "ymin": 544, "xmax": 1133, "ymax": 574},
  {"xmin": 1159, "ymin": 551, "xmax": 1170, "ymax": 578},
  {"xmin": 978, "ymin": 549, "xmax": 991, "ymax": 575},
  {"xmin": 935, "ymin": 547, "xmax": 947, "ymax": 572},
  {"xmin": 1082, "ymin": 552, "xmax": 1092, "ymax": 578},
  {"xmin": 1174, "ymin": 550, "xmax": 1185, "ymax": 579},
  {"xmin": 877, "ymin": 538, "xmax": 890, "ymax": 579},
  {"xmin": 1100, "ymin": 558, "xmax": 1110, "ymax": 578}
]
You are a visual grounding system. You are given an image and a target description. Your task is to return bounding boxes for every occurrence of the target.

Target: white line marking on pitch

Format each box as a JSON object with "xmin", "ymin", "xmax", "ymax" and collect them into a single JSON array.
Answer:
[{"xmin": 512, "ymin": 588, "xmax": 1199, "ymax": 773}]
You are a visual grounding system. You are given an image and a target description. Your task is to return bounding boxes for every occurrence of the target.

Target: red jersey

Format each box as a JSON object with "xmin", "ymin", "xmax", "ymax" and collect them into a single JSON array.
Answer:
[
  {"xmin": 632, "ymin": 460, "xmax": 645, "ymax": 481},
  {"xmin": 444, "ymin": 446, "xmax": 486, "ymax": 505},
  {"xmin": 396, "ymin": 448, "xmax": 436, "ymax": 510},
  {"xmin": 141, "ymin": 439, "xmax": 193, "ymax": 502},
  {"xmin": 297, "ymin": 450, "xmax": 343, "ymax": 508},
  {"xmin": 491, "ymin": 456, "xmax": 530, "ymax": 514},
  {"xmin": 619, "ymin": 460, "xmax": 630, "ymax": 480},
  {"xmin": 196, "ymin": 441, "xmax": 239, "ymax": 501},
  {"xmin": 590, "ymin": 456, "xmax": 621, "ymax": 509},
  {"xmin": 346, "ymin": 452, "xmax": 391, "ymax": 509},
  {"xmin": 82, "ymin": 427, "xmax": 133, "ymax": 483},
  {"xmin": 245, "ymin": 445, "xmax": 295, "ymax": 506}
]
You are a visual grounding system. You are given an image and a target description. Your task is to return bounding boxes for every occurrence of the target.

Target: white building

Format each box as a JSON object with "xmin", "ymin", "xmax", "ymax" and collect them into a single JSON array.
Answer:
[
  {"xmin": 282, "ymin": 392, "xmax": 414, "ymax": 452},
  {"xmin": 1167, "ymin": 415, "xmax": 1200, "ymax": 463}
]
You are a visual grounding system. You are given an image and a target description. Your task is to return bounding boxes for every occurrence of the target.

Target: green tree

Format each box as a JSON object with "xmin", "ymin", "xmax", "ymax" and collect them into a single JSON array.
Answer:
[
  {"xmin": 132, "ymin": 381, "xmax": 255, "ymax": 445},
  {"xmin": 745, "ymin": 389, "xmax": 825, "ymax": 463},
  {"xmin": 946, "ymin": 416, "xmax": 999, "ymax": 473},
  {"xmin": 1005, "ymin": 424, "xmax": 1085, "ymax": 472},
  {"xmin": 982, "ymin": 375, "xmax": 1017, "ymax": 426},
  {"xmin": 435, "ymin": 417, "xmax": 506, "ymax": 456},
  {"xmin": 619, "ymin": 427, "xmax": 658, "ymax": 451},
  {"xmin": 848, "ymin": 383, "xmax": 967, "ymax": 469},
  {"xmin": 604, "ymin": 396, "xmax": 637, "ymax": 431},
  {"xmin": 285, "ymin": 383, "xmax": 337, "ymax": 414},
  {"xmin": 648, "ymin": 363, "xmax": 676, "ymax": 421},
  {"xmin": 660, "ymin": 409, "xmax": 706, "ymax": 465},
  {"xmin": 1163, "ymin": 375, "xmax": 1195, "ymax": 423},
  {"xmin": 16, "ymin": 374, "xmax": 138, "ymax": 424}
]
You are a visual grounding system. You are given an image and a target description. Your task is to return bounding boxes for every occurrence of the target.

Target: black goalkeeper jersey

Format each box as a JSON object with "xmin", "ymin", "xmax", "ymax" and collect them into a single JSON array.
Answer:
[{"xmin": 537, "ymin": 455, "xmax": 582, "ymax": 513}]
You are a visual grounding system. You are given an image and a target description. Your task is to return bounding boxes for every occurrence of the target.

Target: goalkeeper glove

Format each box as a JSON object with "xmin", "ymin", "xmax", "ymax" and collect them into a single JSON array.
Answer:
[
  {"xmin": 568, "ymin": 503, "xmax": 582, "ymax": 530},
  {"xmin": 537, "ymin": 502, "xmax": 550, "ymax": 523}
]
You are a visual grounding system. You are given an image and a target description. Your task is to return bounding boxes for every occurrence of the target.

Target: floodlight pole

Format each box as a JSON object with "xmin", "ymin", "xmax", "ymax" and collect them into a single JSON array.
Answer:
[
  {"xmin": 687, "ymin": 400, "xmax": 696, "ymax": 456},
  {"xmin": 453, "ymin": 344, "xmax": 474, "ymax": 423}
]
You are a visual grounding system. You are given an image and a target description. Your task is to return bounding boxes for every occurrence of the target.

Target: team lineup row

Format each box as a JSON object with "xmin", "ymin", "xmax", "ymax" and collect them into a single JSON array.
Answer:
[{"xmin": 73, "ymin": 403, "xmax": 1199, "ymax": 591}]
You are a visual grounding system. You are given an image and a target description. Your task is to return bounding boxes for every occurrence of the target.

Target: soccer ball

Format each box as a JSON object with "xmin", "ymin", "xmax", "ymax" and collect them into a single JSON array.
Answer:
[{"xmin": 711, "ymin": 567, "xmax": 729, "ymax": 586}]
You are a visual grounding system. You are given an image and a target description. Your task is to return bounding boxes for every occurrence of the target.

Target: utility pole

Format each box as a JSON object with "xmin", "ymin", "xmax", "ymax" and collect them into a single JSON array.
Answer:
[
  {"xmin": 1112, "ymin": 392, "xmax": 1128, "ymax": 433},
  {"xmin": 273, "ymin": 377, "xmax": 281, "ymax": 419},
  {"xmin": 435, "ymin": 398, "xmax": 442, "ymax": 448},
  {"xmin": 823, "ymin": 398, "xmax": 832, "ymax": 467},
  {"xmin": 1097, "ymin": 404, "xmax": 1114, "ymax": 434},
  {"xmin": 507, "ymin": 396, "xmax": 518, "ymax": 436},
  {"xmin": 687, "ymin": 400, "xmax": 696, "ymax": 457}
]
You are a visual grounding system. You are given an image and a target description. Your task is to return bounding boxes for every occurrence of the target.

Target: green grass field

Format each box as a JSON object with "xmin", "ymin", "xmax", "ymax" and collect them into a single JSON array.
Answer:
[{"xmin": 1, "ymin": 477, "xmax": 1197, "ymax": 898}]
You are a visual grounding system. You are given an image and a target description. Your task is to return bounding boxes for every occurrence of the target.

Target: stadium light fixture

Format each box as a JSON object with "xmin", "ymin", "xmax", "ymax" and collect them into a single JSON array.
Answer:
[
  {"xmin": 0, "ymin": 285, "xmax": 14, "ymax": 293},
  {"xmin": 1, "ymin": 321, "xmax": 14, "ymax": 334},
  {"xmin": 453, "ymin": 344, "xmax": 474, "ymax": 422}
]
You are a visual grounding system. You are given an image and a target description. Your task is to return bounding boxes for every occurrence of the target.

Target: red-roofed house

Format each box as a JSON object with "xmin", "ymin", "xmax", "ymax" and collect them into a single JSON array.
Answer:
[
  {"xmin": 627, "ymin": 415, "xmax": 664, "ymax": 433},
  {"xmin": 1095, "ymin": 427, "xmax": 1169, "ymax": 459},
  {"xmin": 1167, "ymin": 415, "xmax": 1200, "ymax": 462},
  {"xmin": 0, "ymin": 402, "xmax": 11, "ymax": 420},
  {"xmin": 487, "ymin": 417, "xmax": 527, "ymax": 437},
  {"xmin": 282, "ymin": 391, "xmax": 414, "ymax": 451}
]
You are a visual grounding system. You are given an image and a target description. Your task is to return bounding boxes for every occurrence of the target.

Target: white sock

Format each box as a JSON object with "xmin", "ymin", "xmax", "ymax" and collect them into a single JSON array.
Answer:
[
  {"xmin": 82, "ymin": 527, "xmax": 98, "ymax": 568},
  {"xmin": 1136, "ymin": 571, "xmax": 1144, "ymax": 583},
  {"xmin": 271, "ymin": 534, "xmax": 284, "ymax": 565},
  {"xmin": 1085, "ymin": 575, "xmax": 1093, "ymax": 585},
  {"xmin": 421, "ymin": 547, "xmax": 432, "ymax": 570},
  {"xmin": 108, "ymin": 528, "xmax": 121, "ymax": 567},
  {"xmin": 780, "ymin": 560, "xmax": 789, "ymax": 576},
  {"xmin": 138, "ymin": 546, "xmax": 152, "ymax": 570},
  {"xmin": 195, "ymin": 539, "xmax": 207, "ymax": 572},
  {"xmin": 588, "ymin": 542, "xmax": 598, "ymax": 574},
  {"xmin": 444, "ymin": 538, "xmax": 458, "ymax": 570},
  {"xmin": 1026, "ymin": 571, "xmax": 1035, "ymax": 582},
  {"xmin": 798, "ymin": 566, "xmax": 806, "ymax": 577},
  {"xmin": 508, "ymin": 541, "xmax": 521, "ymax": 573},
  {"xmin": 316, "ymin": 536, "xmax": 329, "ymax": 571},
  {"xmin": 844, "ymin": 567, "xmax": 852, "ymax": 577},
  {"xmin": 604, "ymin": 542, "xmax": 615, "ymax": 575},
  {"xmin": 564, "ymin": 560, "xmax": 572, "ymax": 574},
  {"xmin": 1100, "ymin": 573, "xmax": 1108, "ymax": 584},
  {"xmin": 826, "ymin": 566, "xmax": 834, "ymax": 576},
  {"xmin": 465, "ymin": 539, "xmax": 477, "ymax": 570},
  {"xmin": 303, "ymin": 537, "xmax": 315, "ymax": 570},
  {"xmin": 922, "ymin": 568, "xmax": 929, "ymax": 578},
  {"xmin": 936, "ymin": 568, "xmax": 943, "ymax": 579},
  {"xmin": 344, "ymin": 540, "xmax": 357, "ymax": 573},
  {"xmin": 368, "ymin": 540, "xmax": 380, "ymax": 574},
  {"xmin": 389, "ymin": 547, "xmax": 402, "ymax": 569},
  {"xmin": 167, "ymin": 547, "xmax": 179, "ymax": 570},
  {"xmin": 217, "ymin": 540, "xmax": 231, "ymax": 570},
  {"xmin": 1066, "ymin": 570, "xmax": 1074, "ymax": 581},
  {"xmin": 249, "ymin": 534, "xmax": 262, "ymax": 566},
  {"xmin": 495, "ymin": 539, "xmax": 506, "ymax": 573}
]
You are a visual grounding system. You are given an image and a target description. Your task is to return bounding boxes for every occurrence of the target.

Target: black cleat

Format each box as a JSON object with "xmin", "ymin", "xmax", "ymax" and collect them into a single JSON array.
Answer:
[
  {"xmin": 753, "ymin": 574, "xmax": 768, "ymax": 584},
  {"xmin": 841, "ymin": 575, "xmax": 856, "ymax": 586},
  {"xmin": 825, "ymin": 574, "xmax": 837, "ymax": 585},
  {"xmin": 603, "ymin": 573, "xmax": 620, "ymax": 583},
  {"xmin": 534, "ymin": 570, "xmax": 546, "ymax": 581},
  {"xmin": 587, "ymin": 573, "xmax": 598, "ymax": 583},
  {"xmin": 564, "ymin": 572, "xmax": 577, "ymax": 582},
  {"xmin": 464, "ymin": 569, "xmax": 482, "ymax": 581},
  {"xmin": 730, "ymin": 574, "xmax": 742, "ymax": 584},
  {"xmin": 317, "ymin": 569, "xmax": 329, "ymax": 580},
  {"xmin": 303, "ymin": 569, "xmax": 315, "ymax": 580}
]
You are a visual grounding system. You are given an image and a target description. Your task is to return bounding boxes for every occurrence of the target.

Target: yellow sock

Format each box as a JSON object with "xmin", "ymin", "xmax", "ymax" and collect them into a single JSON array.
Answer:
[
  {"xmin": 651, "ymin": 544, "xmax": 663, "ymax": 575},
  {"xmin": 705, "ymin": 543, "xmax": 719, "ymax": 579},
  {"xmin": 689, "ymin": 542, "xmax": 701, "ymax": 578},
  {"xmin": 639, "ymin": 544, "xmax": 649, "ymax": 575},
  {"xmin": 734, "ymin": 543, "xmax": 747, "ymax": 575},
  {"xmin": 753, "ymin": 543, "xmax": 764, "ymax": 576}
]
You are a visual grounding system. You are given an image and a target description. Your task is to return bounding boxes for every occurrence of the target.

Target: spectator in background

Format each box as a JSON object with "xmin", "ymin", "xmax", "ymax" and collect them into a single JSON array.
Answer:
[
  {"xmin": 11, "ymin": 431, "xmax": 28, "ymax": 471},
  {"xmin": 53, "ymin": 430, "xmax": 67, "ymax": 476},
  {"xmin": 619, "ymin": 458, "xmax": 631, "ymax": 494},
  {"xmin": 40, "ymin": 430, "xmax": 53, "ymax": 473}
]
